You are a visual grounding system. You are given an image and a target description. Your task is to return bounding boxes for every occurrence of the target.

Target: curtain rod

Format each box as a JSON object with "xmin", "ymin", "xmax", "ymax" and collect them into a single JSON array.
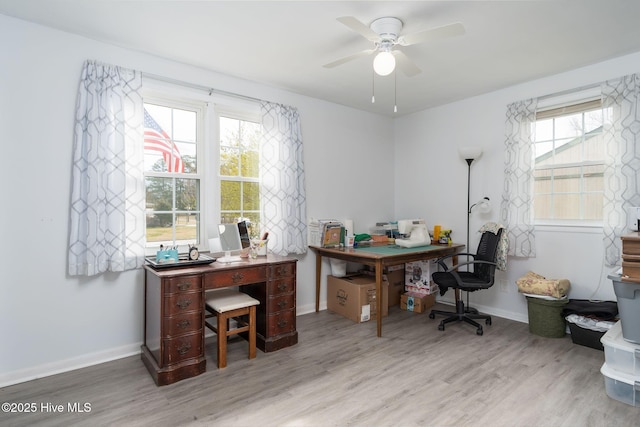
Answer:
[{"xmin": 142, "ymin": 72, "xmax": 265, "ymax": 104}]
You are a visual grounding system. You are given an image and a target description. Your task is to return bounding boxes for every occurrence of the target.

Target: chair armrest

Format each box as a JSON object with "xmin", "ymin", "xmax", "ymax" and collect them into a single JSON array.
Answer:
[
  {"xmin": 445, "ymin": 260, "xmax": 498, "ymax": 287},
  {"xmin": 435, "ymin": 252, "xmax": 475, "ymax": 271}
]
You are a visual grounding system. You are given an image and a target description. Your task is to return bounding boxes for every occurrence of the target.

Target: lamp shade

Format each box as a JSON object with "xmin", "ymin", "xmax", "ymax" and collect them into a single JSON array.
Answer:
[
  {"xmin": 373, "ymin": 51, "xmax": 396, "ymax": 76},
  {"xmin": 458, "ymin": 146, "xmax": 483, "ymax": 161}
]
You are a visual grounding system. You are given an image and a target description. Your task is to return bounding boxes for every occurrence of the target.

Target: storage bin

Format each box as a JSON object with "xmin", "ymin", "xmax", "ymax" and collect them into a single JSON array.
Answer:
[
  {"xmin": 567, "ymin": 322, "xmax": 605, "ymax": 350},
  {"xmin": 602, "ymin": 321, "xmax": 640, "ymax": 376},
  {"xmin": 610, "ymin": 274, "xmax": 640, "ymax": 344},
  {"xmin": 601, "ymin": 362, "xmax": 640, "ymax": 407},
  {"xmin": 525, "ymin": 294, "xmax": 569, "ymax": 338}
]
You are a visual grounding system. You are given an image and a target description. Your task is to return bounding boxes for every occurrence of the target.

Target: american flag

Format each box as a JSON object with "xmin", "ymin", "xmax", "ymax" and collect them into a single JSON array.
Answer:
[{"xmin": 144, "ymin": 109, "xmax": 184, "ymax": 173}]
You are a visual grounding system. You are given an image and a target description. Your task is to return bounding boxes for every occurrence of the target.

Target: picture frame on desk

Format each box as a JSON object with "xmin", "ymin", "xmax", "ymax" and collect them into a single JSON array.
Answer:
[{"xmin": 322, "ymin": 223, "xmax": 342, "ymax": 247}]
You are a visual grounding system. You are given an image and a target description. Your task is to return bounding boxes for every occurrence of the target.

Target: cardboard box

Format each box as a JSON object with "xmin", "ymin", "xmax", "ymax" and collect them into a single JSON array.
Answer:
[
  {"xmin": 360, "ymin": 265, "xmax": 405, "ymax": 307},
  {"xmin": 405, "ymin": 260, "xmax": 439, "ymax": 295},
  {"xmin": 327, "ymin": 275, "xmax": 389, "ymax": 323},
  {"xmin": 400, "ymin": 292, "xmax": 435, "ymax": 313}
]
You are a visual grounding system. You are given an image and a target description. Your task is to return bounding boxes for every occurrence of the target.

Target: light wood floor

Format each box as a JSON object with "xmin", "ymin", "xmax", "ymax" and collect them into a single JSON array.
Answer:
[{"xmin": 2, "ymin": 304, "xmax": 636, "ymax": 427}]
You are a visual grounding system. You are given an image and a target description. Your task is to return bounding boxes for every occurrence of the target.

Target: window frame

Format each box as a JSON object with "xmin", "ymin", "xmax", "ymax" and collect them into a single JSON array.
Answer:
[
  {"xmin": 142, "ymin": 80, "xmax": 262, "ymax": 253},
  {"xmin": 213, "ymin": 105, "xmax": 262, "ymax": 238},
  {"xmin": 533, "ymin": 95, "xmax": 605, "ymax": 228}
]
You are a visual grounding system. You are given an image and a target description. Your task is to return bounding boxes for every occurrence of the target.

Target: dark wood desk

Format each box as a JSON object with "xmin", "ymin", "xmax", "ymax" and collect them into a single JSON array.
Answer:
[
  {"xmin": 310, "ymin": 243, "xmax": 463, "ymax": 337},
  {"xmin": 141, "ymin": 254, "xmax": 297, "ymax": 385}
]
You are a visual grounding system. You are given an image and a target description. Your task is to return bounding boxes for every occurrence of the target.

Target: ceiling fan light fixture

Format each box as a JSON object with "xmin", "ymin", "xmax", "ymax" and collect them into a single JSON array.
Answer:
[{"xmin": 373, "ymin": 51, "xmax": 396, "ymax": 76}]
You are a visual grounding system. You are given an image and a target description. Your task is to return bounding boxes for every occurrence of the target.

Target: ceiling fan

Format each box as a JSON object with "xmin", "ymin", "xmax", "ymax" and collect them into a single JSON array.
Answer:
[{"xmin": 324, "ymin": 16, "xmax": 465, "ymax": 77}]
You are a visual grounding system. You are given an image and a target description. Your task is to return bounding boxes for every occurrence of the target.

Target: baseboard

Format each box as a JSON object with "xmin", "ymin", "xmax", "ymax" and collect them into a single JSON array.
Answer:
[{"xmin": 0, "ymin": 343, "xmax": 142, "ymax": 388}]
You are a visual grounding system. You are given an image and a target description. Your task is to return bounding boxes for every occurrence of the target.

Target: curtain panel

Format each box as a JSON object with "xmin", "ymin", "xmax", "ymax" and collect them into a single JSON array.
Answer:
[
  {"xmin": 259, "ymin": 102, "xmax": 308, "ymax": 256},
  {"xmin": 501, "ymin": 98, "xmax": 538, "ymax": 257},
  {"xmin": 601, "ymin": 73, "xmax": 640, "ymax": 266},
  {"xmin": 68, "ymin": 60, "xmax": 145, "ymax": 276}
]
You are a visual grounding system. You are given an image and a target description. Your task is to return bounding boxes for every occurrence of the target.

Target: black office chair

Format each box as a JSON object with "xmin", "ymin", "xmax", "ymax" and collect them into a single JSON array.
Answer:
[{"xmin": 429, "ymin": 228, "xmax": 503, "ymax": 336}]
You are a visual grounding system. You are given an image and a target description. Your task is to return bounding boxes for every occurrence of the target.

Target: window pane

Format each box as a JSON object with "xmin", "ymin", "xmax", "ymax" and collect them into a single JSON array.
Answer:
[
  {"xmin": 242, "ymin": 150, "xmax": 259, "ymax": 178},
  {"xmin": 243, "ymin": 182, "xmax": 260, "ymax": 210},
  {"xmin": 146, "ymin": 214, "xmax": 174, "ymax": 244},
  {"xmin": 176, "ymin": 178, "xmax": 199, "ymax": 211},
  {"xmin": 553, "ymin": 193, "xmax": 580, "ymax": 219},
  {"xmin": 220, "ymin": 147, "xmax": 239, "ymax": 176},
  {"xmin": 553, "ymin": 166, "xmax": 581, "ymax": 193},
  {"xmin": 554, "ymin": 114, "xmax": 582, "ymax": 139},
  {"xmin": 146, "ymin": 177, "xmax": 173, "ymax": 211},
  {"xmin": 534, "ymin": 194, "xmax": 552, "ymax": 219},
  {"xmin": 220, "ymin": 117, "xmax": 241, "ymax": 147},
  {"xmin": 534, "ymin": 118, "xmax": 553, "ymax": 142},
  {"xmin": 584, "ymin": 193, "xmax": 603, "ymax": 220},
  {"xmin": 175, "ymin": 213, "xmax": 199, "ymax": 243},
  {"xmin": 173, "ymin": 109, "xmax": 196, "ymax": 142},
  {"xmin": 221, "ymin": 180, "xmax": 241, "ymax": 210}
]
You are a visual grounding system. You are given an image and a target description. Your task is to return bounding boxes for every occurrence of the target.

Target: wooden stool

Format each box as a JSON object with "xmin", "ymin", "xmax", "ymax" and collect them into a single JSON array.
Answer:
[{"xmin": 204, "ymin": 289, "xmax": 260, "ymax": 368}]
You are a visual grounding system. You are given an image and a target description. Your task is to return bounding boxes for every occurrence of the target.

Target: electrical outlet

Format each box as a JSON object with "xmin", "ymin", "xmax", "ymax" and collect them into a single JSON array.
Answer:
[{"xmin": 499, "ymin": 278, "xmax": 509, "ymax": 293}]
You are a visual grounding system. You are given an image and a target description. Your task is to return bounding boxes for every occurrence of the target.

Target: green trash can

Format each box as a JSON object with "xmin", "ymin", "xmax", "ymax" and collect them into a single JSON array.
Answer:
[{"xmin": 526, "ymin": 295, "xmax": 569, "ymax": 338}]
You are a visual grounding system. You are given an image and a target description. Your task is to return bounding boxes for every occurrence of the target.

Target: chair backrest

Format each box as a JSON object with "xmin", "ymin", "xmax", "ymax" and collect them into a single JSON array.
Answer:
[{"xmin": 473, "ymin": 228, "xmax": 503, "ymax": 283}]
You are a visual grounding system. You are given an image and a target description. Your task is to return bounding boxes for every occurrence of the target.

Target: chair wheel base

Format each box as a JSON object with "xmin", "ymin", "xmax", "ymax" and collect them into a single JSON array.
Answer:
[
  {"xmin": 438, "ymin": 323, "xmax": 445, "ymax": 331},
  {"xmin": 477, "ymin": 328, "xmax": 483, "ymax": 336}
]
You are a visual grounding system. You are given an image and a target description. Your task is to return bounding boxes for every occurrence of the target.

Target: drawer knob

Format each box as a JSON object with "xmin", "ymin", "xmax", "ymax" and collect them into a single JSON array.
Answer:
[
  {"xmin": 277, "ymin": 283, "xmax": 287, "ymax": 291},
  {"xmin": 177, "ymin": 342, "xmax": 192, "ymax": 355},
  {"xmin": 176, "ymin": 319, "xmax": 191, "ymax": 329},
  {"xmin": 277, "ymin": 318, "xmax": 288, "ymax": 328},
  {"xmin": 232, "ymin": 272, "xmax": 244, "ymax": 284},
  {"xmin": 177, "ymin": 283, "xmax": 191, "ymax": 291},
  {"xmin": 277, "ymin": 300, "xmax": 287, "ymax": 308},
  {"xmin": 176, "ymin": 299, "xmax": 192, "ymax": 309}
]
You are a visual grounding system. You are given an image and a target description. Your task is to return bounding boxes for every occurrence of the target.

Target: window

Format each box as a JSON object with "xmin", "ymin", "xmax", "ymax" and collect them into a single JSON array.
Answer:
[
  {"xmin": 143, "ymin": 99, "xmax": 204, "ymax": 248},
  {"xmin": 218, "ymin": 113, "xmax": 262, "ymax": 239},
  {"xmin": 533, "ymin": 99, "xmax": 605, "ymax": 225}
]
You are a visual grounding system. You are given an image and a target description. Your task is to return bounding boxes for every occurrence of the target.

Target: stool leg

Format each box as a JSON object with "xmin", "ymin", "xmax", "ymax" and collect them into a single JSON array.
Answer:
[
  {"xmin": 248, "ymin": 306, "xmax": 256, "ymax": 360},
  {"xmin": 217, "ymin": 311, "xmax": 228, "ymax": 368}
]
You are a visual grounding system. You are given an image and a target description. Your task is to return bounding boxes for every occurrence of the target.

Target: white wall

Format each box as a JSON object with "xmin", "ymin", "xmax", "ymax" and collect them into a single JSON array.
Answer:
[
  {"xmin": 394, "ymin": 51, "xmax": 640, "ymax": 322},
  {"xmin": 0, "ymin": 15, "xmax": 394, "ymax": 386}
]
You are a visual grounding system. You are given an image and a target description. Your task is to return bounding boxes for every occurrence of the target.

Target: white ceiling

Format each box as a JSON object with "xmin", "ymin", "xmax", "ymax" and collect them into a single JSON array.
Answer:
[{"xmin": 3, "ymin": 1, "xmax": 640, "ymax": 116}]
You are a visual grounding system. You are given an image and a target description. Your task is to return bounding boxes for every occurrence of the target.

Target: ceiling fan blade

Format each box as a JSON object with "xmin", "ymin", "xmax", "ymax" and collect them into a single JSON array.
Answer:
[
  {"xmin": 398, "ymin": 22, "xmax": 465, "ymax": 46},
  {"xmin": 393, "ymin": 51, "xmax": 421, "ymax": 77},
  {"xmin": 323, "ymin": 49, "xmax": 376, "ymax": 68},
  {"xmin": 336, "ymin": 16, "xmax": 380, "ymax": 42}
]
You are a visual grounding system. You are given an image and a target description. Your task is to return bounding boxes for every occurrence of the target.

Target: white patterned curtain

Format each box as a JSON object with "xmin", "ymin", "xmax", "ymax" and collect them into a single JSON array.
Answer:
[
  {"xmin": 259, "ymin": 102, "xmax": 307, "ymax": 256},
  {"xmin": 501, "ymin": 98, "xmax": 538, "ymax": 257},
  {"xmin": 601, "ymin": 73, "xmax": 640, "ymax": 266},
  {"xmin": 68, "ymin": 60, "xmax": 145, "ymax": 276}
]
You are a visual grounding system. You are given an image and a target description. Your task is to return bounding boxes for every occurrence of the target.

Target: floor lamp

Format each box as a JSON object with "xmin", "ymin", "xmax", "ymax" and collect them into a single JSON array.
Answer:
[{"xmin": 458, "ymin": 146, "xmax": 490, "ymax": 312}]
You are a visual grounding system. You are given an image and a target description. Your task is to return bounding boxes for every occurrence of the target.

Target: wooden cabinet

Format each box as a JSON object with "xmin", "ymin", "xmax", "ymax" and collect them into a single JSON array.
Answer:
[
  {"xmin": 141, "ymin": 273, "xmax": 205, "ymax": 386},
  {"xmin": 141, "ymin": 255, "xmax": 298, "ymax": 385},
  {"xmin": 621, "ymin": 233, "xmax": 640, "ymax": 283},
  {"xmin": 244, "ymin": 262, "xmax": 297, "ymax": 351}
]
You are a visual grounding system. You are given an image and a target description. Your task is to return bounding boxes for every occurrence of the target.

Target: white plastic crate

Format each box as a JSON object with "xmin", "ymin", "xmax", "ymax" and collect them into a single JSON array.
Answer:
[
  {"xmin": 601, "ymin": 362, "xmax": 640, "ymax": 407},
  {"xmin": 602, "ymin": 321, "xmax": 640, "ymax": 376}
]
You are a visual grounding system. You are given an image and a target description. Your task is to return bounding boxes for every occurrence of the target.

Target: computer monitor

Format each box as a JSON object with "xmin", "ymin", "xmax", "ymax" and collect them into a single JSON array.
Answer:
[{"xmin": 217, "ymin": 223, "xmax": 243, "ymax": 263}]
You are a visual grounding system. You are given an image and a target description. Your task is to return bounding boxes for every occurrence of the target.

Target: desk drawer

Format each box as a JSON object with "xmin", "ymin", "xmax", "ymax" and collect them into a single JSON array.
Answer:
[
  {"xmin": 267, "ymin": 277, "xmax": 295, "ymax": 295},
  {"xmin": 163, "ymin": 311, "xmax": 202, "ymax": 337},
  {"xmin": 266, "ymin": 293, "xmax": 295, "ymax": 313},
  {"xmin": 266, "ymin": 309, "xmax": 295, "ymax": 335},
  {"xmin": 164, "ymin": 275, "xmax": 202, "ymax": 294},
  {"xmin": 269, "ymin": 263, "xmax": 296, "ymax": 279},
  {"xmin": 163, "ymin": 291, "xmax": 202, "ymax": 315},
  {"xmin": 162, "ymin": 331, "xmax": 202, "ymax": 364},
  {"xmin": 205, "ymin": 268, "xmax": 266, "ymax": 288}
]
